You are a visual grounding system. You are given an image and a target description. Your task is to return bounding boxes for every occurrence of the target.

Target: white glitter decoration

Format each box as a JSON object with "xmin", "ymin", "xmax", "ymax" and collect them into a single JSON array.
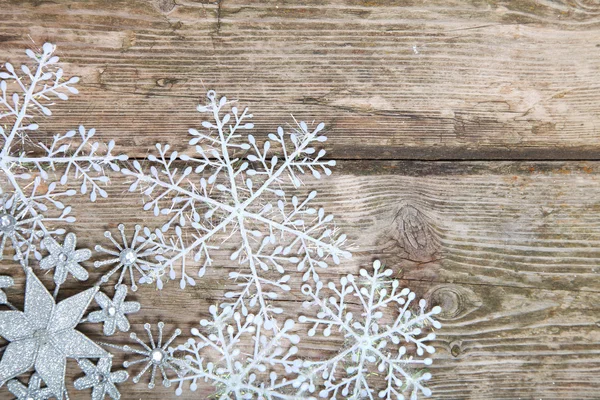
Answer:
[
  {"xmin": 94, "ymin": 224, "xmax": 163, "ymax": 291},
  {"xmin": 74, "ymin": 358, "xmax": 129, "ymax": 400},
  {"xmin": 0, "ymin": 43, "xmax": 128, "ymax": 261},
  {"xmin": 87, "ymin": 284, "xmax": 140, "ymax": 336},
  {"xmin": 7, "ymin": 373, "xmax": 54, "ymax": 400},
  {"xmin": 0, "ymin": 268, "xmax": 108, "ymax": 399},
  {"xmin": 108, "ymin": 322, "xmax": 181, "ymax": 389},
  {"xmin": 298, "ymin": 260, "xmax": 442, "ymax": 399},
  {"xmin": 173, "ymin": 304, "xmax": 310, "ymax": 399},
  {"xmin": 121, "ymin": 90, "xmax": 350, "ymax": 314}
]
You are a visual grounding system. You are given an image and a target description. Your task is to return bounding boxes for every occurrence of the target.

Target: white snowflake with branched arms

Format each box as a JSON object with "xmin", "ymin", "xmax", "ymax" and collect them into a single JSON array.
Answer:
[
  {"xmin": 0, "ymin": 43, "xmax": 128, "ymax": 261},
  {"xmin": 299, "ymin": 260, "xmax": 442, "ymax": 400},
  {"xmin": 172, "ymin": 304, "xmax": 312, "ymax": 399},
  {"xmin": 121, "ymin": 90, "xmax": 350, "ymax": 317}
]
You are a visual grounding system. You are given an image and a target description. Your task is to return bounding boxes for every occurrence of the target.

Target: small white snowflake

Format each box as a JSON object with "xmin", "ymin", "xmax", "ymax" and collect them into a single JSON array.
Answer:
[
  {"xmin": 94, "ymin": 224, "xmax": 163, "ymax": 291},
  {"xmin": 299, "ymin": 260, "xmax": 442, "ymax": 400},
  {"xmin": 108, "ymin": 322, "xmax": 182, "ymax": 389}
]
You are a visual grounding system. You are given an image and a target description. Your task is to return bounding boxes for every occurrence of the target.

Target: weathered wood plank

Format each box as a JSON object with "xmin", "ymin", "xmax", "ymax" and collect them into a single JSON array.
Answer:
[
  {"xmin": 2, "ymin": 160, "xmax": 600, "ymax": 398},
  {"xmin": 1, "ymin": 0, "xmax": 600, "ymax": 159}
]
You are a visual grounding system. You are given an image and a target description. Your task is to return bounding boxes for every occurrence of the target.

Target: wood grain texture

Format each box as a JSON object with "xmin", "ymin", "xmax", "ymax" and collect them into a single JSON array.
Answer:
[
  {"xmin": 1, "ymin": 0, "xmax": 600, "ymax": 159},
  {"xmin": 2, "ymin": 161, "xmax": 600, "ymax": 398},
  {"xmin": 1, "ymin": 0, "xmax": 600, "ymax": 399}
]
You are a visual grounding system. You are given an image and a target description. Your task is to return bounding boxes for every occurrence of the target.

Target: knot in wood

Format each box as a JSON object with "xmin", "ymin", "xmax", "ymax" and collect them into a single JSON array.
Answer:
[{"xmin": 427, "ymin": 285, "xmax": 482, "ymax": 321}]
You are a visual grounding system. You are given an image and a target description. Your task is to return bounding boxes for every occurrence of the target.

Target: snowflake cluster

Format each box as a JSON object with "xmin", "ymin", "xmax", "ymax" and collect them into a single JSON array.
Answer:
[
  {"xmin": 0, "ymin": 44, "xmax": 444, "ymax": 400},
  {"xmin": 0, "ymin": 43, "xmax": 127, "ymax": 261},
  {"xmin": 0, "ymin": 233, "xmax": 140, "ymax": 400}
]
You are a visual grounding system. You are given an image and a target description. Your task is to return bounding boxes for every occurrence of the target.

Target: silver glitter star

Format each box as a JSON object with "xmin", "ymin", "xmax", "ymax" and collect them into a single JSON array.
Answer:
[
  {"xmin": 74, "ymin": 358, "xmax": 128, "ymax": 400},
  {"xmin": 40, "ymin": 233, "xmax": 91, "ymax": 285},
  {"xmin": 118, "ymin": 322, "xmax": 181, "ymax": 389},
  {"xmin": 7, "ymin": 373, "xmax": 54, "ymax": 400},
  {"xmin": 0, "ymin": 275, "xmax": 14, "ymax": 305},
  {"xmin": 94, "ymin": 224, "xmax": 162, "ymax": 291},
  {"xmin": 0, "ymin": 269, "xmax": 108, "ymax": 399},
  {"xmin": 87, "ymin": 284, "xmax": 140, "ymax": 336}
]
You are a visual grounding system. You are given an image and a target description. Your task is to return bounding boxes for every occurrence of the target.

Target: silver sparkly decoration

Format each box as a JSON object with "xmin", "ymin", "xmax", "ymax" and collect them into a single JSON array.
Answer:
[
  {"xmin": 116, "ymin": 322, "xmax": 181, "ymax": 389},
  {"xmin": 40, "ymin": 232, "xmax": 91, "ymax": 285},
  {"xmin": 0, "ymin": 269, "xmax": 108, "ymax": 399},
  {"xmin": 94, "ymin": 224, "xmax": 162, "ymax": 291},
  {"xmin": 74, "ymin": 358, "xmax": 128, "ymax": 400},
  {"xmin": 7, "ymin": 373, "xmax": 53, "ymax": 400},
  {"xmin": 0, "ymin": 196, "xmax": 38, "ymax": 261},
  {"xmin": 87, "ymin": 284, "xmax": 140, "ymax": 336},
  {"xmin": 0, "ymin": 275, "xmax": 14, "ymax": 305}
]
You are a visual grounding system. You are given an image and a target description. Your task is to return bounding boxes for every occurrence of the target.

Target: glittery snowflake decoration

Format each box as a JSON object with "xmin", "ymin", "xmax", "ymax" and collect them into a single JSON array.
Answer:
[
  {"xmin": 0, "ymin": 232, "xmax": 140, "ymax": 399},
  {"xmin": 107, "ymin": 321, "xmax": 182, "ymax": 389},
  {"xmin": 94, "ymin": 224, "xmax": 163, "ymax": 291},
  {"xmin": 74, "ymin": 358, "xmax": 129, "ymax": 400},
  {"xmin": 172, "ymin": 305, "xmax": 311, "ymax": 399},
  {"xmin": 0, "ymin": 43, "xmax": 128, "ymax": 261},
  {"xmin": 298, "ymin": 260, "xmax": 442, "ymax": 399},
  {"xmin": 121, "ymin": 90, "xmax": 350, "ymax": 314}
]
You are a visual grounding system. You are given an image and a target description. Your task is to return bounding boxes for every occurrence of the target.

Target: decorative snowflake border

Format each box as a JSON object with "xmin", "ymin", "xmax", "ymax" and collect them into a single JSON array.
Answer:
[{"xmin": 0, "ymin": 43, "xmax": 127, "ymax": 261}]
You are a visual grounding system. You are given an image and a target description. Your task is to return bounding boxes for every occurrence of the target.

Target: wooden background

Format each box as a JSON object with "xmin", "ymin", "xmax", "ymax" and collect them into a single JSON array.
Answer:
[{"xmin": 1, "ymin": 0, "xmax": 600, "ymax": 398}]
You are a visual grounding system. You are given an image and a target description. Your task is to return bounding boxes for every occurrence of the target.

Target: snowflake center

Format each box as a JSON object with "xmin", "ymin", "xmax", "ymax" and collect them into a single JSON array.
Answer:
[
  {"xmin": 58, "ymin": 252, "xmax": 69, "ymax": 262},
  {"xmin": 97, "ymin": 373, "xmax": 106, "ymax": 383},
  {"xmin": 0, "ymin": 214, "xmax": 15, "ymax": 233},
  {"xmin": 119, "ymin": 249, "xmax": 137, "ymax": 266},
  {"xmin": 150, "ymin": 349, "xmax": 165, "ymax": 364},
  {"xmin": 107, "ymin": 306, "xmax": 117, "ymax": 316}
]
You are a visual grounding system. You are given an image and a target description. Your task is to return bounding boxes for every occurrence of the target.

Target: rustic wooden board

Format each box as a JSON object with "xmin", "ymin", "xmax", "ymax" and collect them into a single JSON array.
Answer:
[
  {"xmin": 2, "ymin": 161, "xmax": 600, "ymax": 398},
  {"xmin": 2, "ymin": 0, "xmax": 600, "ymax": 399},
  {"xmin": 1, "ymin": 0, "xmax": 600, "ymax": 160}
]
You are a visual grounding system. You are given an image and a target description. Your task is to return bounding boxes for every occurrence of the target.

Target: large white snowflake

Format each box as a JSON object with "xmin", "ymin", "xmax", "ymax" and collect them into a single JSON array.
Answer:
[
  {"xmin": 121, "ymin": 90, "xmax": 350, "ymax": 316},
  {"xmin": 0, "ymin": 43, "xmax": 127, "ymax": 261},
  {"xmin": 172, "ymin": 304, "xmax": 311, "ymax": 399},
  {"xmin": 298, "ymin": 260, "xmax": 442, "ymax": 400}
]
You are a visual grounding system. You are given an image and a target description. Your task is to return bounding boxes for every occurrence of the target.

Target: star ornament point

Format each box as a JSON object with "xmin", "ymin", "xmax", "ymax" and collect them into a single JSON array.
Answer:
[{"xmin": 0, "ymin": 270, "xmax": 108, "ymax": 399}]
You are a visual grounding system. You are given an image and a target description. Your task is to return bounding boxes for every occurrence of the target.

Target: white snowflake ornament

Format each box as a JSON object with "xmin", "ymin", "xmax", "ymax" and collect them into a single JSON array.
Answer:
[
  {"xmin": 121, "ymin": 90, "xmax": 350, "ymax": 316},
  {"xmin": 108, "ymin": 321, "xmax": 182, "ymax": 389},
  {"xmin": 0, "ymin": 43, "xmax": 128, "ymax": 261},
  {"xmin": 299, "ymin": 260, "xmax": 442, "ymax": 400},
  {"xmin": 173, "ymin": 304, "xmax": 312, "ymax": 399}
]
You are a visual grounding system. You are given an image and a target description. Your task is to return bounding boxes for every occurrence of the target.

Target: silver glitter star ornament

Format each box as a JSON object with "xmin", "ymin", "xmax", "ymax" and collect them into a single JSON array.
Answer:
[
  {"xmin": 74, "ymin": 358, "xmax": 129, "ymax": 400},
  {"xmin": 0, "ymin": 269, "xmax": 108, "ymax": 399}
]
